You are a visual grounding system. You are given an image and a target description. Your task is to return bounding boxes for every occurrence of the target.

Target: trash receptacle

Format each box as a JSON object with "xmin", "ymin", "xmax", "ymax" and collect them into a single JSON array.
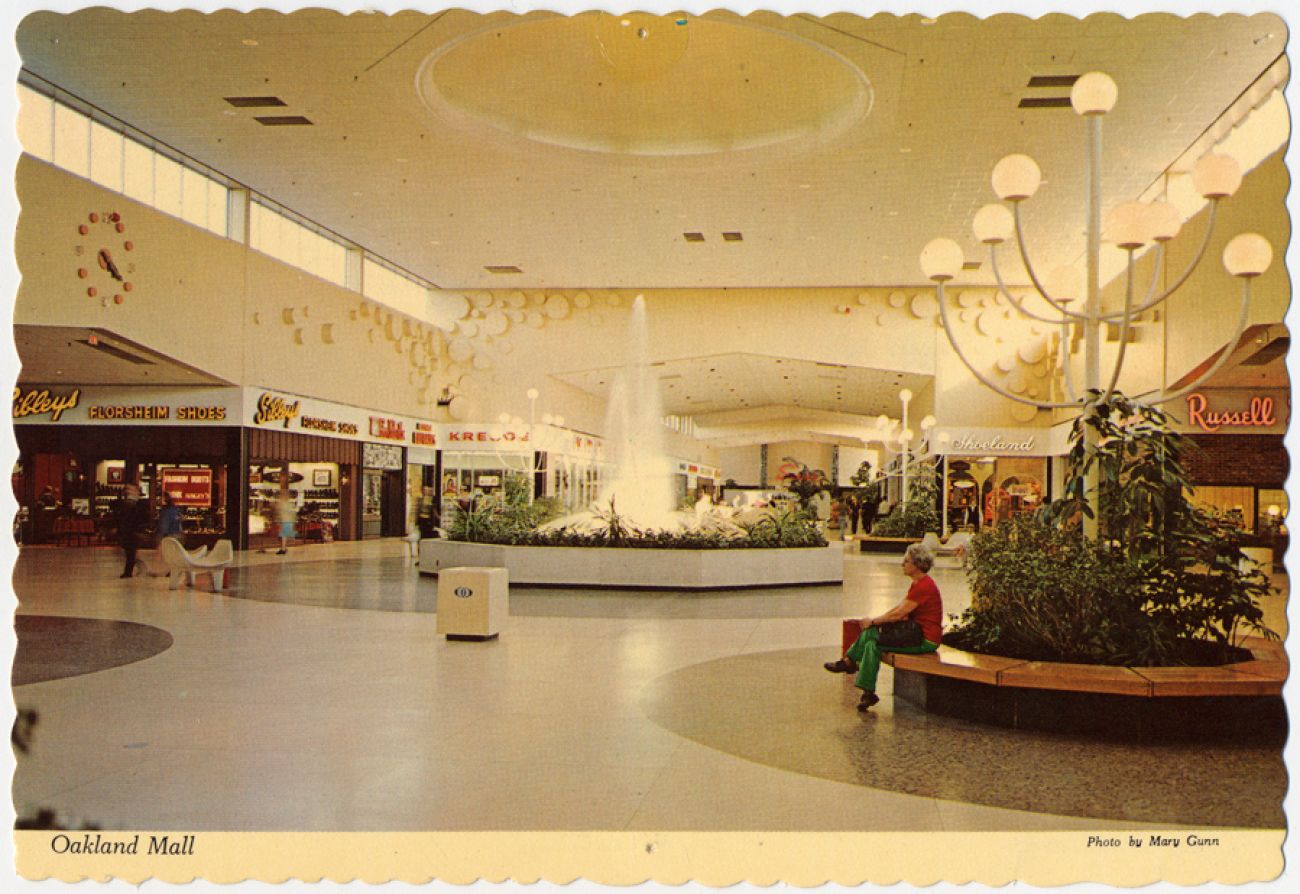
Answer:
[{"xmin": 437, "ymin": 566, "xmax": 508, "ymax": 641}]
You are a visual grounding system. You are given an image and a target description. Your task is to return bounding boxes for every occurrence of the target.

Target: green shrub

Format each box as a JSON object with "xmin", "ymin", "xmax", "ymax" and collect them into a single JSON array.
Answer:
[
  {"xmin": 447, "ymin": 496, "xmax": 827, "ymax": 550},
  {"xmin": 948, "ymin": 392, "xmax": 1276, "ymax": 666},
  {"xmin": 871, "ymin": 462, "xmax": 940, "ymax": 537}
]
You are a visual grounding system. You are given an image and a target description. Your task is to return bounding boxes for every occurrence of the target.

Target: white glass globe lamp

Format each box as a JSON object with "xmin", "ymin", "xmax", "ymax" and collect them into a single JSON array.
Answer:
[
  {"xmin": 1222, "ymin": 233, "xmax": 1272, "ymax": 278},
  {"xmin": 1105, "ymin": 201, "xmax": 1149, "ymax": 249},
  {"xmin": 991, "ymin": 154, "xmax": 1042, "ymax": 201},
  {"xmin": 972, "ymin": 203, "xmax": 1015, "ymax": 244},
  {"xmin": 1145, "ymin": 201, "xmax": 1184, "ymax": 243},
  {"xmin": 920, "ymin": 238, "xmax": 964, "ymax": 282},
  {"xmin": 1070, "ymin": 72, "xmax": 1118, "ymax": 115},
  {"xmin": 1192, "ymin": 153, "xmax": 1243, "ymax": 199}
]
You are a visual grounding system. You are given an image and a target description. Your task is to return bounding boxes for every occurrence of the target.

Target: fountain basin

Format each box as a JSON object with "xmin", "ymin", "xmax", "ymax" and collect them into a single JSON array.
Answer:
[{"xmin": 418, "ymin": 540, "xmax": 844, "ymax": 590}]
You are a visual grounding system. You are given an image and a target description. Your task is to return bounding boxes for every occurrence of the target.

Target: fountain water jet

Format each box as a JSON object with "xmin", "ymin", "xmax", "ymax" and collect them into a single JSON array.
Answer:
[{"xmin": 597, "ymin": 295, "xmax": 678, "ymax": 528}]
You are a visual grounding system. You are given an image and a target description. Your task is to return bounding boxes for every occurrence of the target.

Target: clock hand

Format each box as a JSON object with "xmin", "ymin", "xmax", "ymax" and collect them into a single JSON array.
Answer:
[{"xmin": 98, "ymin": 249, "xmax": 123, "ymax": 282}]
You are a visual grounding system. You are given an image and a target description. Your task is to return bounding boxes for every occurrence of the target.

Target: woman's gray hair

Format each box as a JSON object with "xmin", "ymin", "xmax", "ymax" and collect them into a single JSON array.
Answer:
[{"xmin": 905, "ymin": 542, "xmax": 934, "ymax": 572}]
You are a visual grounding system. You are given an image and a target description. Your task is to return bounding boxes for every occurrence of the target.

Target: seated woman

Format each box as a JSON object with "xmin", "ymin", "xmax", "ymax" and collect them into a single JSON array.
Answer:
[{"xmin": 823, "ymin": 542, "xmax": 944, "ymax": 711}]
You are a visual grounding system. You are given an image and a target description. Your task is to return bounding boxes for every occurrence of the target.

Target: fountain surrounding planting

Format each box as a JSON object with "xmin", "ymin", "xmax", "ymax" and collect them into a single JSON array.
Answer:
[{"xmin": 419, "ymin": 295, "xmax": 844, "ymax": 588}]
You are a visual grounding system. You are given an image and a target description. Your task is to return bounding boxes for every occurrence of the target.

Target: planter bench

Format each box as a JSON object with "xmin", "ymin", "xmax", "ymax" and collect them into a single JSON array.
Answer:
[{"xmin": 883, "ymin": 637, "xmax": 1286, "ymax": 742}]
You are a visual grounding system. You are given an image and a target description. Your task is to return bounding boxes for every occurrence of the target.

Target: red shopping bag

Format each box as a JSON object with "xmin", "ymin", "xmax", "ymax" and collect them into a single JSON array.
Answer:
[{"xmin": 841, "ymin": 618, "xmax": 865, "ymax": 654}]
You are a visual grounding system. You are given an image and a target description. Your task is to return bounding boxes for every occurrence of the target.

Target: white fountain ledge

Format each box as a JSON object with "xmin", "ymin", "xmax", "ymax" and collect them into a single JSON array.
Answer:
[{"xmin": 418, "ymin": 540, "xmax": 844, "ymax": 590}]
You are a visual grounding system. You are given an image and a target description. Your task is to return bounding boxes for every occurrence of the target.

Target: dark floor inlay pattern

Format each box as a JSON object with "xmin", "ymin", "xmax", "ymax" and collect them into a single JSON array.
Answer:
[
  {"xmin": 13, "ymin": 615, "xmax": 174, "ymax": 686},
  {"xmin": 642, "ymin": 646, "xmax": 1286, "ymax": 829}
]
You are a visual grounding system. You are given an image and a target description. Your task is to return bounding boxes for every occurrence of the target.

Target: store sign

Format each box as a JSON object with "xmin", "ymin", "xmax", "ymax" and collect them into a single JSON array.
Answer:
[
  {"xmin": 252, "ymin": 393, "xmax": 301, "ymax": 429},
  {"xmin": 12, "ymin": 387, "xmax": 81, "ymax": 422},
  {"xmin": 14, "ymin": 386, "xmax": 237, "ymax": 426},
  {"xmin": 446, "ymin": 428, "xmax": 531, "ymax": 444},
  {"xmin": 363, "ymin": 442, "xmax": 404, "ymax": 470},
  {"xmin": 411, "ymin": 423, "xmax": 437, "ymax": 447},
  {"xmin": 161, "ymin": 468, "xmax": 213, "ymax": 507},
  {"xmin": 369, "ymin": 416, "xmax": 406, "ymax": 441},
  {"xmin": 942, "ymin": 430, "xmax": 1039, "ymax": 455},
  {"xmin": 300, "ymin": 415, "xmax": 360, "ymax": 436},
  {"xmin": 1184, "ymin": 392, "xmax": 1279, "ymax": 434}
]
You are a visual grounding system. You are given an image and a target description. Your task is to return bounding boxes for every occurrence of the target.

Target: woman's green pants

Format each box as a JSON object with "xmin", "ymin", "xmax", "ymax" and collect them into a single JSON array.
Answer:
[{"xmin": 846, "ymin": 626, "xmax": 939, "ymax": 692}]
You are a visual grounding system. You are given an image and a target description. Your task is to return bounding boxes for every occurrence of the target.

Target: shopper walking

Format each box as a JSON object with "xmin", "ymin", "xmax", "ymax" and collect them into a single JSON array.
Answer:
[
  {"xmin": 275, "ymin": 491, "xmax": 297, "ymax": 555},
  {"xmin": 117, "ymin": 481, "xmax": 147, "ymax": 579},
  {"xmin": 146, "ymin": 492, "xmax": 183, "ymax": 576}
]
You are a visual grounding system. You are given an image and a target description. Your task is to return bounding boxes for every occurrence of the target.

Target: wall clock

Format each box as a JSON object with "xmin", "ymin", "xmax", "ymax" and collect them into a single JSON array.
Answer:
[{"xmin": 75, "ymin": 210, "xmax": 136, "ymax": 306}]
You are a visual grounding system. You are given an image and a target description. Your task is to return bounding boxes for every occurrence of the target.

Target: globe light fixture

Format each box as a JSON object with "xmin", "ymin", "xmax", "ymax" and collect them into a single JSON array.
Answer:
[
  {"xmin": 972, "ymin": 204, "xmax": 1015, "ymax": 244},
  {"xmin": 920, "ymin": 238, "xmax": 964, "ymax": 281},
  {"xmin": 1106, "ymin": 201, "xmax": 1150, "ymax": 249},
  {"xmin": 990, "ymin": 154, "xmax": 1042, "ymax": 201},
  {"xmin": 919, "ymin": 72, "xmax": 1269, "ymax": 540},
  {"xmin": 1070, "ymin": 71, "xmax": 1118, "ymax": 115},
  {"xmin": 1192, "ymin": 153, "xmax": 1243, "ymax": 199},
  {"xmin": 1222, "ymin": 233, "xmax": 1273, "ymax": 278}
]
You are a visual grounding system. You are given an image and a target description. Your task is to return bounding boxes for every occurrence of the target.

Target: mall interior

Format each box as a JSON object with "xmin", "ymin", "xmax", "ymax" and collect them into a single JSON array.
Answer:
[{"xmin": 4, "ymin": 5, "xmax": 1295, "ymax": 864}]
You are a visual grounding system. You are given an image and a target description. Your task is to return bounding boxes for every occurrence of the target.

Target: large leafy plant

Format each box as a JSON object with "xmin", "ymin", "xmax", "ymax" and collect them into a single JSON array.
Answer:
[
  {"xmin": 871, "ymin": 462, "xmax": 941, "ymax": 537},
  {"xmin": 949, "ymin": 392, "xmax": 1275, "ymax": 666}
]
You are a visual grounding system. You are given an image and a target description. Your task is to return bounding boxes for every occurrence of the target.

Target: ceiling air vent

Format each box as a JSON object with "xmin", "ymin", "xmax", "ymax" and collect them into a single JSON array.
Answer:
[
  {"xmin": 484, "ymin": 265, "xmax": 523, "ymax": 274},
  {"xmin": 224, "ymin": 96, "xmax": 287, "ymax": 108},
  {"xmin": 1019, "ymin": 74, "xmax": 1081, "ymax": 109},
  {"xmin": 1026, "ymin": 75, "xmax": 1081, "ymax": 88},
  {"xmin": 254, "ymin": 115, "xmax": 314, "ymax": 126},
  {"xmin": 722, "ymin": 231, "xmax": 743, "ymax": 242},
  {"xmin": 1017, "ymin": 97, "xmax": 1073, "ymax": 109},
  {"xmin": 683, "ymin": 232, "xmax": 705, "ymax": 242}
]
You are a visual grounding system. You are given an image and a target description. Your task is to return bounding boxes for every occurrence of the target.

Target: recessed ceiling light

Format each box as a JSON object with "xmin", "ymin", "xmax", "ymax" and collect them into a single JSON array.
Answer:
[{"xmin": 241, "ymin": 38, "xmax": 259, "ymax": 47}]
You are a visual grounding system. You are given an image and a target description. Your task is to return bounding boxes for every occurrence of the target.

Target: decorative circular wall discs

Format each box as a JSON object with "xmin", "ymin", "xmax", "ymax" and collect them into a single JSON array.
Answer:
[{"xmin": 75, "ymin": 210, "xmax": 136, "ymax": 306}]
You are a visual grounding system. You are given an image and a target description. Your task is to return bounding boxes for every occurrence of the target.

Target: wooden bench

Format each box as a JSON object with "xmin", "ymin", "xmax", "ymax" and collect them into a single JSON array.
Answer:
[{"xmin": 882, "ymin": 638, "xmax": 1286, "ymax": 741}]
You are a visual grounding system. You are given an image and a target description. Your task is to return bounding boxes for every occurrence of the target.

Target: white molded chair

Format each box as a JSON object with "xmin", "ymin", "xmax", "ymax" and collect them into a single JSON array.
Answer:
[{"xmin": 162, "ymin": 537, "xmax": 233, "ymax": 592}]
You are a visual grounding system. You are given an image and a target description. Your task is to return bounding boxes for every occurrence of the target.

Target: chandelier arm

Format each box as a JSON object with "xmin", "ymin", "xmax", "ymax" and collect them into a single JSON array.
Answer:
[
  {"xmin": 1058, "ymin": 320, "xmax": 1080, "ymax": 404},
  {"xmin": 937, "ymin": 281, "xmax": 1081, "ymax": 410},
  {"xmin": 1012, "ymin": 203, "xmax": 1092, "ymax": 322},
  {"xmin": 1100, "ymin": 250, "xmax": 1139, "ymax": 405},
  {"xmin": 1140, "ymin": 278, "xmax": 1253, "ymax": 405},
  {"xmin": 1099, "ymin": 200, "xmax": 1220, "ymax": 322},
  {"xmin": 989, "ymin": 244, "xmax": 1083, "ymax": 324}
]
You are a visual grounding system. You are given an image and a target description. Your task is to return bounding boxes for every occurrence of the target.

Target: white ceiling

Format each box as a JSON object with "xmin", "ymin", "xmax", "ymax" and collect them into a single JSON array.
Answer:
[
  {"xmin": 15, "ymin": 9, "xmax": 1287, "ymax": 291},
  {"xmin": 12, "ymin": 8, "xmax": 1288, "ymax": 443}
]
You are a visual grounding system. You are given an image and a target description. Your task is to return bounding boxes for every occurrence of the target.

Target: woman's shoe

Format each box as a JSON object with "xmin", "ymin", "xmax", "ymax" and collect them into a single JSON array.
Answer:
[
  {"xmin": 823, "ymin": 658, "xmax": 857, "ymax": 674},
  {"xmin": 856, "ymin": 692, "xmax": 881, "ymax": 711}
]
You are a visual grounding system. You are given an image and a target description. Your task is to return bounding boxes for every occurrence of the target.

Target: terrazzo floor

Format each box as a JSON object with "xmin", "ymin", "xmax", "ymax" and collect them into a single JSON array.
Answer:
[{"xmin": 9, "ymin": 538, "xmax": 1289, "ymax": 832}]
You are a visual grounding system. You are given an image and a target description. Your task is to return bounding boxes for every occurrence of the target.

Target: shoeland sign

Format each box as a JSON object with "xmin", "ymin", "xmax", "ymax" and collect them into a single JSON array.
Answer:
[{"xmin": 938, "ymin": 428, "xmax": 1042, "ymax": 455}]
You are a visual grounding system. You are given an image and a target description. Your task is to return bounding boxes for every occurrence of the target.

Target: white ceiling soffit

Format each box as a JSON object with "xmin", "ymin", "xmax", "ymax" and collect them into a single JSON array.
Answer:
[
  {"xmin": 14, "ymin": 325, "xmax": 233, "ymax": 388},
  {"xmin": 14, "ymin": 10, "xmax": 1288, "ymax": 291},
  {"xmin": 551, "ymin": 353, "xmax": 931, "ymax": 419}
]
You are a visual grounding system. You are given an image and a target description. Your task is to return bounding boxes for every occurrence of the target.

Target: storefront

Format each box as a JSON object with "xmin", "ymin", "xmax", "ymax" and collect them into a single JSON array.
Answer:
[
  {"xmin": 675, "ymin": 459, "xmax": 723, "ymax": 503},
  {"xmin": 1173, "ymin": 388, "xmax": 1289, "ymax": 558},
  {"xmin": 406, "ymin": 421, "xmax": 439, "ymax": 535},
  {"xmin": 12, "ymin": 385, "xmax": 241, "ymax": 548},
  {"xmin": 933, "ymin": 426, "xmax": 1064, "ymax": 536},
  {"xmin": 242, "ymin": 388, "xmax": 436, "ymax": 547},
  {"xmin": 436, "ymin": 423, "xmax": 607, "ymax": 518}
]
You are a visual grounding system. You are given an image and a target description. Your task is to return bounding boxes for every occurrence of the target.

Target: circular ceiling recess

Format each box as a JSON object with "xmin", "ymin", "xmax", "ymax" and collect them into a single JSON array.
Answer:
[{"xmin": 418, "ymin": 12, "xmax": 872, "ymax": 156}]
